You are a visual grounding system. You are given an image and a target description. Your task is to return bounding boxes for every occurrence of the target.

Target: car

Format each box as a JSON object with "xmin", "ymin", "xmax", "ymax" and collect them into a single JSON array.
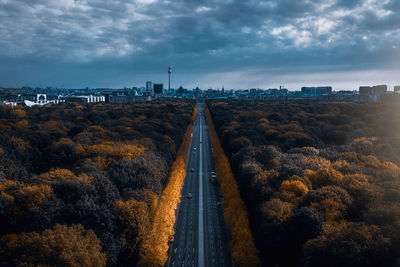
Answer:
[
  {"xmin": 209, "ymin": 178, "xmax": 217, "ymax": 184},
  {"xmin": 186, "ymin": 193, "xmax": 192, "ymax": 199},
  {"xmin": 191, "ymin": 168, "xmax": 195, "ymax": 172}
]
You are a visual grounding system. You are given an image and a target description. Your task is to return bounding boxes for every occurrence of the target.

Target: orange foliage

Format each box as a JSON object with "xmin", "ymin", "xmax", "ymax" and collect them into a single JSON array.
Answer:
[
  {"xmin": 353, "ymin": 136, "xmax": 377, "ymax": 142},
  {"xmin": 311, "ymin": 198, "xmax": 341, "ymax": 222},
  {"xmin": 36, "ymin": 168, "xmax": 93, "ymax": 184},
  {"xmin": 140, "ymin": 109, "xmax": 195, "ymax": 266},
  {"xmin": 14, "ymin": 120, "xmax": 28, "ymax": 130},
  {"xmin": 12, "ymin": 109, "xmax": 26, "ymax": 119},
  {"xmin": 76, "ymin": 142, "xmax": 145, "ymax": 168},
  {"xmin": 77, "ymin": 142, "xmax": 145, "ymax": 160},
  {"xmin": 279, "ymin": 180, "xmax": 309, "ymax": 197},
  {"xmin": 115, "ymin": 198, "xmax": 150, "ymax": 254},
  {"xmin": 192, "ymin": 105, "xmax": 198, "ymax": 121},
  {"xmin": 205, "ymin": 105, "xmax": 261, "ymax": 266},
  {"xmin": 164, "ymin": 135, "xmax": 176, "ymax": 153},
  {"xmin": 0, "ymin": 224, "xmax": 106, "ymax": 266},
  {"xmin": 306, "ymin": 168, "xmax": 344, "ymax": 188},
  {"xmin": 44, "ymin": 120, "xmax": 65, "ymax": 132},
  {"xmin": 260, "ymin": 198, "xmax": 294, "ymax": 225},
  {"xmin": 11, "ymin": 136, "xmax": 31, "ymax": 151},
  {"xmin": 0, "ymin": 181, "xmax": 52, "ymax": 215}
]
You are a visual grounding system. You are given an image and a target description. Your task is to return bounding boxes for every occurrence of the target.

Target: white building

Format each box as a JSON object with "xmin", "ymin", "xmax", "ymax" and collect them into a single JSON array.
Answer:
[{"xmin": 24, "ymin": 94, "xmax": 64, "ymax": 107}]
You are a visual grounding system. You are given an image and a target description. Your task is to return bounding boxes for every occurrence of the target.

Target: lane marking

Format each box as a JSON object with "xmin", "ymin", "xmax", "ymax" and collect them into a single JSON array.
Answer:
[{"xmin": 198, "ymin": 106, "xmax": 205, "ymax": 267}]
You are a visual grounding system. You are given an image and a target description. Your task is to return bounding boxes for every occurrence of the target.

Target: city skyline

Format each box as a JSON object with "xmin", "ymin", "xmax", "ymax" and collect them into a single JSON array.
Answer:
[{"xmin": 0, "ymin": 0, "xmax": 399, "ymax": 90}]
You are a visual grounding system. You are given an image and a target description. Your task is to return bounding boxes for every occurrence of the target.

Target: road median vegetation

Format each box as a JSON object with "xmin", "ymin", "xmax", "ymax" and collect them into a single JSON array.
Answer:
[
  {"xmin": 140, "ymin": 105, "xmax": 197, "ymax": 266},
  {"xmin": 205, "ymin": 105, "xmax": 260, "ymax": 266}
]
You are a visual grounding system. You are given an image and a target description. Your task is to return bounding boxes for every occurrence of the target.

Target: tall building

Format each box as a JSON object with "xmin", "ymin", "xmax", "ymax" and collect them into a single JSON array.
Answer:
[
  {"xmin": 153, "ymin": 83, "xmax": 164, "ymax": 94},
  {"xmin": 146, "ymin": 81, "xmax": 153, "ymax": 94}
]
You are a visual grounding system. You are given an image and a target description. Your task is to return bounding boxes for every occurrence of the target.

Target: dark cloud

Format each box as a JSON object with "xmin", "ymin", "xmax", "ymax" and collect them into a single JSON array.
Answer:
[{"xmin": 0, "ymin": 0, "xmax": 399, "ymax": 89}]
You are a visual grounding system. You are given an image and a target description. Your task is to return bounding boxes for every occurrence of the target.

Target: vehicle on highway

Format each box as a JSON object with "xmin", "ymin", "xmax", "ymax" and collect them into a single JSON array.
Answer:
[
  {"xmin": 186, "ymin": 193, "xmax": 192, "ymax": 199},
  {"xmin": 191, "ymin": 168, "xmax": 195, "ymax": 172},
  {"xmin": 209, "ymin": 178, "xmax": 217, "ymax": 184}
]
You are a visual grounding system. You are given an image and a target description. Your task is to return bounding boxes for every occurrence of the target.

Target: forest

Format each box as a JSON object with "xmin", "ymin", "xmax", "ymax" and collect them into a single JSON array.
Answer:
[
  {"xmin": 207, "ymin": 99, "xmax": 400, "ymax": 267},
  {"xmin": 0, "ymin": 100, "xmax": 194, "ymax": 266}
]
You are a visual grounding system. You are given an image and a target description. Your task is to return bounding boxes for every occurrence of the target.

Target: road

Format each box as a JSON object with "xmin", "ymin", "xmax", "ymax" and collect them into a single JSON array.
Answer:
[{"xmin": 167, "ymin": 102, "xmax": 233, "ymax": 267}]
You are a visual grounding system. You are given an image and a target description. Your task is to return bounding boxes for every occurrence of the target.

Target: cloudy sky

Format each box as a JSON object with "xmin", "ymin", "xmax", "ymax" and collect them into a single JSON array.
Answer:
[{"xmin": 0, "ymin": 0, "xmax": 399, "ymax": 90}]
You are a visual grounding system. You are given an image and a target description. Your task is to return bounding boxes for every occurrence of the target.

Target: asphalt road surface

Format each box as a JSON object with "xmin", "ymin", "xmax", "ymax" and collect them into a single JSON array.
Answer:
[{"xmin": 167, "ymin": 102, "xmax": 233, "ymax": 267}]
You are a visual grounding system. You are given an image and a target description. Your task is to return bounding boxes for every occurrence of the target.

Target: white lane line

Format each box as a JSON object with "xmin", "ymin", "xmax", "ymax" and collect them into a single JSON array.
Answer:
[{"xmin": 198, "ymin": 107, "xmax": 205, "ymax": 267}]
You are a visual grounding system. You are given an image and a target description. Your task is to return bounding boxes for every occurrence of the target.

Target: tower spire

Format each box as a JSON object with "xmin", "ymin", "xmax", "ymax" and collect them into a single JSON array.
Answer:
[{"xmin": 168, "ymin": 66, "xmax": 172, "ymax": 91}]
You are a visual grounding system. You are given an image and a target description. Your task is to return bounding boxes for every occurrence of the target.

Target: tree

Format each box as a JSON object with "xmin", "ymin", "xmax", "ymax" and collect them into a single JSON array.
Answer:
[
  {"xmin": 0, "ymin": 224, "xmax": 106, "ymax": 266},
  {"xmin": 302, "ymin": 222, "xmax": 391, "ymax": 267}
]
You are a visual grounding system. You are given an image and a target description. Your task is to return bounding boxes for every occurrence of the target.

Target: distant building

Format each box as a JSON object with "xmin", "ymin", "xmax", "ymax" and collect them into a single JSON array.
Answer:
[
  {"xmin": 61, "ymin": 95, "xmax": 105, "ymax": 103},
  {"xmin": 394, "ymin": 85, "xmax": 400, "ymax": 92},
  {"xmin": 268, "ymin": 89, "xmax": 279, "ymax": 95},
  {"xmin": 279, "ymin": 88, "xmax": 288, "ymax": 94},
  {"xmin": 24, "ymin": 94, "xmax": 64, "ymax": 107},
  {"xmin": 359, "ymin": 85, "xmax": 387, "ymax": 95},
  {"xmin": 153, "ymin": 83, "xmax": 163, "ymax": 94},
  {"xmin": 146, "ymin": 81, "xmax": 153, "ymax": 94},
  {"xmin": 301, "ymin": 86, "xmax": 332, "ymax": 95}
]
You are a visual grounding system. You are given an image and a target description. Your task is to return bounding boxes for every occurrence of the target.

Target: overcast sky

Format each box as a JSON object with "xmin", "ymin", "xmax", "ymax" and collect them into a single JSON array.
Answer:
[{"xmin": 0, "ymin": 0, "xmax": 399, "ymax": 90}]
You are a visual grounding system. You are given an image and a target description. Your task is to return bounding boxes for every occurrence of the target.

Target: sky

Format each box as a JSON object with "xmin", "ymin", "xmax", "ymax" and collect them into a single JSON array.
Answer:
[{"xmin": 0, "ymin": 0, "xmax": 399, "ymax": 90}]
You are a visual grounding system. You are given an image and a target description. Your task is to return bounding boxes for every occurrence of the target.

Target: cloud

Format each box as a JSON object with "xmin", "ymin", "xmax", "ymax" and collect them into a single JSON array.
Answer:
[{"xmin": 0, "ymin": 0, "xmax": 399, "ymax": 88}]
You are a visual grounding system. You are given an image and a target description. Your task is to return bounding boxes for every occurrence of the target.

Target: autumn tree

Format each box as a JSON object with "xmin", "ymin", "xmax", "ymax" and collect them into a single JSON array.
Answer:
[{"xmin": 0, "ymin": 224, "xmax": 107, "ymax": 266}]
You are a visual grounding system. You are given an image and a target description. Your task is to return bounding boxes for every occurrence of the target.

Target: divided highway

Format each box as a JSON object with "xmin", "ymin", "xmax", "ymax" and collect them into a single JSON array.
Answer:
[{"xmin": 167, "ymin": 103, "xmax": 233, "ymax": 267}]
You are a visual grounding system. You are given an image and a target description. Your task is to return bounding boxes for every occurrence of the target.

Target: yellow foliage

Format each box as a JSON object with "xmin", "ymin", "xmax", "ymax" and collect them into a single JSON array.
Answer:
[{"xmin": 205, "ymin": 105, "xmax": 261, "ymax": 266}]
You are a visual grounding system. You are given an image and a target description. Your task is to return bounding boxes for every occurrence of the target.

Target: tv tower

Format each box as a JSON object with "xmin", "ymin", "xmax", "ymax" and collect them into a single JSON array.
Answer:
[{"xmin": 168, "ymin": 66, "xmax": 172, "ymax": 91}]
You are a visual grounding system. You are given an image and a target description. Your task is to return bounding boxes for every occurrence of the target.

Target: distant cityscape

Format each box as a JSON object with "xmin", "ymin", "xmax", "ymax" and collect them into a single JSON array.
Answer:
[{"xmin": 0, "ymin": 83, "xmax": 399, "ymax": 107}]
